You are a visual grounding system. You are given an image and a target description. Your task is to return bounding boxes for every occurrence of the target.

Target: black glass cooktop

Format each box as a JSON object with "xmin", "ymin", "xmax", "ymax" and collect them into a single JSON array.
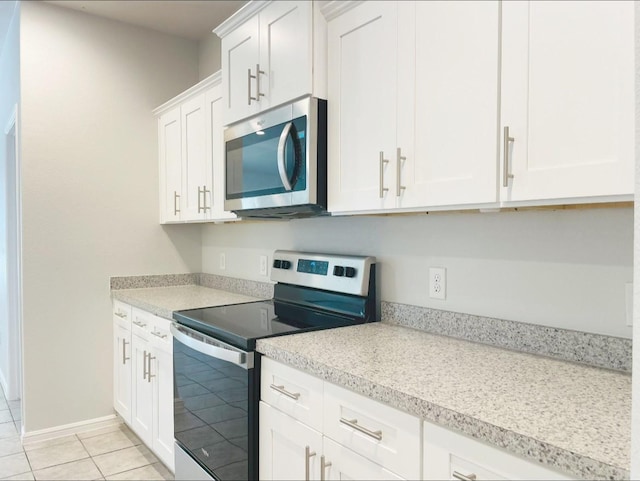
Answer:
[{"xmin": 173, "ymin": 300, "xmax": 359, "ymax": 351}]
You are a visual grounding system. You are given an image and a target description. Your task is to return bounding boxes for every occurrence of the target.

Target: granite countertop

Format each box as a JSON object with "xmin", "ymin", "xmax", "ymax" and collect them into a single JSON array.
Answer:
[
  {"xmin": 111, "ymin": 285, "xmax": 259, "ymax": 320},
  {"xmin": 257, "ymin": 322, "xmax": 631, "ymax": 480}
]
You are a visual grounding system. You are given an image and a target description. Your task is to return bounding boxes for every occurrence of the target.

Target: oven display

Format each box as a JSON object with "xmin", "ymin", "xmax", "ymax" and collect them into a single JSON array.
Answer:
[{"xmin": 297, "ymin": 259, "xmax": 329, "ymax": 276}]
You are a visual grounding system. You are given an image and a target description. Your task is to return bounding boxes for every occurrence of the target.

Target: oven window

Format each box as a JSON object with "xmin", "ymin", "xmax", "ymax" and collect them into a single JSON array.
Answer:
[
  {"xmin": 226, "ymin": 116, "xmax": 307, "ymax": 199},
  {"xmin": 173, "ymin": 340, "xmax": 252, "ymax": 480}
]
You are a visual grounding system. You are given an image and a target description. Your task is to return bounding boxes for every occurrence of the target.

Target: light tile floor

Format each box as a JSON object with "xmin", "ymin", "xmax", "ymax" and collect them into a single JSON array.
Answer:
[{"xmin": 0, "ymin": 386, "xmax": 173, "ymax": 480}]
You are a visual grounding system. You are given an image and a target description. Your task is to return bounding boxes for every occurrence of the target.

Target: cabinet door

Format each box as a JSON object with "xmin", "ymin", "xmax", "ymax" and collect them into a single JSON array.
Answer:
[
  {"xmin": 113, "ymin": 322, "xmax": 132, "ymax": 424},
  {"xmin": 130, "ymin": 333, "xmax": 153, "ymax": 446},
  {"xmin": 259, "ymin": 401, "xmax": 322, "ymax": 481},
  {"xmin": 327, "ymin": 1, "xmax": 398, "ymax": 213},
  {"xmin": 158, "ymin": 107, "xmax": 182, "ymax": 222},
  {"xmin": 152, "ymin": 346, "xmax": 174, "ymax": 472},
  {"xmin": 398, "ymin": 1, "xmax": 499, "ymax": 208},
  {"xmin": 181, "ymin": 92, "xmax": 209, "ymax": 221},
  {"xmin": 322, "ymin": 437, "xmax": 404, "ymax": 481},
  {"xmin": 258, "ymin": 1, "xmax": 313, "ymax": 111},
  {"xmin": 222, "ymin": 14, "xmax": 261, "ymax": 125},
  {"xmin": 501, "ymin": 1, "xmax": 634, "ymax": 203},
  {"xmin": 205, "ymin": 84, "xmax": 236, "ymax": 221}
]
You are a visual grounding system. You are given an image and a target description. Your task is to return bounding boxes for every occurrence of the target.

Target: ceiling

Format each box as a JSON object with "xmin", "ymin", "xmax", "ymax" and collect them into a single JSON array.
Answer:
[{"xmin": 46, "ymin": 1, "xmax": 248, "ymax": 41}]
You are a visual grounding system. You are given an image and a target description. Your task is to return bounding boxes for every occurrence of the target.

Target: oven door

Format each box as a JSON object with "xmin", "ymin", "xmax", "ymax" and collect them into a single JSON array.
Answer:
[{"xmin": 171, "ymin": 323, "xmax": 258, "ymax": 481}]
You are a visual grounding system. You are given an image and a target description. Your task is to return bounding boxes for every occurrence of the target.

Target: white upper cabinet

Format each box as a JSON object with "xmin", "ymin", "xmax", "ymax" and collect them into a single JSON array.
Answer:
[
  {"xmin": 500, "ymin": 0, "xmax": 634, "ymax": 204},
  {"xmin": 155, "ymin": 72, "xmax": 236, "ymax": 224},
  {"xmin": 158, "ymin": 108, "xmax": 182, "ymax": 222},
  {"xmin": 215, "ymin": 0, "xmax": 324, "ymax": 126},
  {"xmin": 399, "ymin": 1, "xmax": 499, "ymax": 209},
  {"xmin": 327, "ymin": 1, "xmax": 500, "ymax": 215},
  {"xmin": 327, "ymin": 1, "xmax": 399, "ymax": 213}
]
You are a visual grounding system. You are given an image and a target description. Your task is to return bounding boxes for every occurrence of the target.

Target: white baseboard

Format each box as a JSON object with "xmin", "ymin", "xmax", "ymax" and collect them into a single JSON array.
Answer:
[{"xmin": 22, "ymin": 414, "xmax": 122, "ymax": 445}]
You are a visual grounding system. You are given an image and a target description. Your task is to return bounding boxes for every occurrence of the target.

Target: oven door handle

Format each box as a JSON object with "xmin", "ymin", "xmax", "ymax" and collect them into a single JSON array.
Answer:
[{"xmin": 170, "ymin": 323, "xmax": 252, "ymax": 369}]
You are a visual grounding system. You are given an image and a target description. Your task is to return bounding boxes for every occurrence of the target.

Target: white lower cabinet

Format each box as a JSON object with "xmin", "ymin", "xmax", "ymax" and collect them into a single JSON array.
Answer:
[
  {"xmin": 113, "ymin": 302, "xmax": 174, "ymax": 472},
  {"xmin": 112, "ymin": 301, "xmax": 132, "ymax": 424},
  {"xmin": 260, "ymin": 358, "xmax": 575, "ymax": 481},
  {"xmin": 423, "ymin": 421, "xmax": 573, "ymax": 480},
  {"xmin": 259, "ymin": 358, "xmax": 415, "ymax": 480},
  {"xmin": 259, "ymin": 401, "xmax": 322, "ymax": 480}
]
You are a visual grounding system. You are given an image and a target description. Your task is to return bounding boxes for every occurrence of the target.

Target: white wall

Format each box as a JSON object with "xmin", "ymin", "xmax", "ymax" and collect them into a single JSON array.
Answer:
[
  {"xmin": 0, "ymin": 1, "xmax": 19, "ymax": 398},
  {"xmin": 19, "ymin": 2, "xmax": 202, "ymax": 433},
  {"xmin": 202, "ymin": 207, "xmax": 633, "ymax": 338},
  {"xmin": 198, "ymin": 33, "xmax": 221, "ymax": 80}
]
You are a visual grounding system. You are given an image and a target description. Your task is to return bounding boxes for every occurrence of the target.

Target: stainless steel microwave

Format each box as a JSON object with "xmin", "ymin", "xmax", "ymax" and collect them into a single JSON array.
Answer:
[{"xmin": 224, "ymin": 96, "xmax": 327, "ymax": 218}]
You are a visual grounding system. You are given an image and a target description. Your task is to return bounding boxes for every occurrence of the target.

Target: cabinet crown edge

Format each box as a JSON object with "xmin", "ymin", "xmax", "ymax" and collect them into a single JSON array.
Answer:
[
  {"xmin": 213, "ymin": 0, "xmax": 273, "ymax": 38},
  {"xmin": 319, "ymin": 1, "xmax": 365, "ymax": 21},
  {"xmin": 152, "ymin": 71, "xmax": 222, "ymax": 116}
]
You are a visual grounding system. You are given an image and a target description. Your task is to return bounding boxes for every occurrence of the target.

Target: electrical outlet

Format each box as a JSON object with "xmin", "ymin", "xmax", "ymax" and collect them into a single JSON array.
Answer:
[
  {"xmin": 626, "ymin": 282, "xmax": 633, "ymax": 326},
  {"xmin": 219, "ymin": 253, "xmax": 226, "ymax": 270},
  {"xmin": 429, "ymin": 267, "xmax": 446, "ymax": 300},
  {"xmin": 259, "ymin": 255, "xmax": 268, "ymax": 276}
]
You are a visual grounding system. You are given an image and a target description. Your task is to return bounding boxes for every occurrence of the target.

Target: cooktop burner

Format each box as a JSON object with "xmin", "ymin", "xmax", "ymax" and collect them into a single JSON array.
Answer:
[{"xmin": 174, "ymin": 300, "xmax": 359, "ymax": 351}]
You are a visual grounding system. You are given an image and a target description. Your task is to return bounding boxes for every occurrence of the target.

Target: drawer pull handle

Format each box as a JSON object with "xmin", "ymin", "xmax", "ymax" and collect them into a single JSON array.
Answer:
[
  {"xmin": 133, "ymin": 320, "xmax": 146, "ymax": 328},
  {"xmin": 339, "ymin": 417, "xmax": 383, "ymax": 441},
  {"xmin": 270, "ymin": 384, "xmax": 300, "ymax": 400},
  {"xmin": 114, "ymin": 312, "xmax": 127, "ymax": 319},
  {"xmin": 453, "ymin": 472, "xmax": 477, "ymax": 481},
  {"xmin": 305, "ymin": 446, "xmax": 316, "ymax": 481},
  {"xmin": 151, "ymin": 331, "xmax": 168, "ymax": 339}
]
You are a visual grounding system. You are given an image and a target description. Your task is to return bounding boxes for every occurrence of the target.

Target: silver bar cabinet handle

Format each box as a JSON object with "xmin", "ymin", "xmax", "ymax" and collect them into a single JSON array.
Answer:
[
  {"xmin": 453, "ymin": 471, "xmax": 477, "ymax": 481},
  {"xmin": 248, "ymin": 68, "xmax": 254, "ymax": 105},
  {"xmin": 503, "ymin": 126, "xmax": 515, "ymax": 187},
  {"xmin": 270, "ymin": 384, "xmax": 300, "ymax": 400},
  {"xmin": 305, "ymin": 446, "xmax": 316, "ymax": 481},
  {"xmin": 114, "ymin": 312, "xmax": 127, "ymax": 319},
  {"xmin": 379, "ymin": 151, "xmax": 389, "ymax": 198},
  {"xmin": 396, "ymin": 147, "xmax": 406, "ymax": 196},
  {"xmin": 151, "ymin": 331, "xmax": 168, "ymax": 340},
  {"xmin": 122, "ymin": 339, "xmax": 130, "ymax": 365},
  {"xmin": 339, "ymin": 417, "xmax": 383, "ymax": 441},
  {"xmin": 255, "ymin": 63, "xmax": 265, "ymax": 100},
  {"xmin": 142, "ymin": 351, "xmax": 148, "ymax": 380},
  {"xmin": 320, "ymin": 455, "xmax": 332, "ymax": 481},
  {"xmin": 133, "ymin": 320, "xmax": 146, "ymax": 328},
  {"xmin": 147, "ymin": 353, "xmax": 156, "ymax": 383},
  {"xmin": 197, "ymin": 186, "xmax": 202, "ymax": 213},
  {"xmin": 173, "ymin": 191, "xmax": 180, "ymax": 215},
  {"xmin": 202, "ymin": 186, "xmax": 211, "ymax": 211}
]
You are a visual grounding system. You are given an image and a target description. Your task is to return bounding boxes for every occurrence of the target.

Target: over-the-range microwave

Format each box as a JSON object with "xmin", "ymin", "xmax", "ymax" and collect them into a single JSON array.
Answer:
[{"xmin": 224, "ymin": 96, "xmax": 327, "ymax": 219}]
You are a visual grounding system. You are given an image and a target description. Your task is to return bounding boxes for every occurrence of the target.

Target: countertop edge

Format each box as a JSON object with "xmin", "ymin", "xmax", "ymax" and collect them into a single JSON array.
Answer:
[
  {"xmin": 111, "ymin": 290, "xmax": 174, "ymax": 320},
  {"xmin": 256, "ymin": 340, "xmax": 629, "ymax": 481}
]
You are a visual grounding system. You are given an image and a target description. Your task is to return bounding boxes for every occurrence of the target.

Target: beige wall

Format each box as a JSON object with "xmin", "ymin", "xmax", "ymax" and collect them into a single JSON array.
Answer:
[
  {"xmin": 198, "ymin": 33, "xmax": 221, "ymax": 80},
  {"xmin": 19, "ymin": 2, "xmax": 202, "ymax": 433},
  {"xmin": 202, "ymin": 207, "xmax": 633, "ymax": 338}
]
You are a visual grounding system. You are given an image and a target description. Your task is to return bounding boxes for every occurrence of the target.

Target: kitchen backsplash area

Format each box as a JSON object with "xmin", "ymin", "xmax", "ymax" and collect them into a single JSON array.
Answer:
[{"xmin": 200, "ymin": 206, "xmax": 633, "ymax": 340}]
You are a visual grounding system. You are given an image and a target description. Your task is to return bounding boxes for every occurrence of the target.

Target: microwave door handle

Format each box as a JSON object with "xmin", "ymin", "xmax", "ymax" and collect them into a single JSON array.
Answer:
[{"xmin": 277, "ymin": 122, "xmax": 294, "ymax": 191}]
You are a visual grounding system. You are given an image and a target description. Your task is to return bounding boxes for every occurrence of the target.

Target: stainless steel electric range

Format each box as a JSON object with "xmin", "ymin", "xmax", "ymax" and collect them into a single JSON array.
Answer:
[{"xmin": 171, "ymin": 250, "xmax": 379, "ymax": 481}]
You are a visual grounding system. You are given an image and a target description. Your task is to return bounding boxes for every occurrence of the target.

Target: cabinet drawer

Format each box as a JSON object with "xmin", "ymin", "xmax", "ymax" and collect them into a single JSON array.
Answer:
[
  {"xmin": 423, "ymin": 421, "xmax": 573, "ymax": 480},
  {"xmin": 148, "ymin": 316, "xmax": 172, "ymax": 353},
  {"xmin": 113, "ymin": 300, "xmax": 132, "ymax": 329},
  {"xmin": 261, "ymin": 357, "xmax": 324, "ymax": 432},
  {"xmin": 323, "ymin": 382, "xmax": 420, "ymax": 480}
]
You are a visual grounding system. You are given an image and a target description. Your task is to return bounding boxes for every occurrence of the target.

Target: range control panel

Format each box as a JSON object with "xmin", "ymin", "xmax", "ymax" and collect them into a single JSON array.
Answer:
[{"xmin": 271, "ymin": 250, "xmax": 375, "ymax": 297}]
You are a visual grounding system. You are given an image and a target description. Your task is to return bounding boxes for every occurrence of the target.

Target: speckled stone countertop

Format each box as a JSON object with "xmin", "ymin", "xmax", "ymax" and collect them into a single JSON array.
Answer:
[
  {"xmin": 111, "ymin": 285, "xmax": 259, "ymax": 320},
  {"xmin": 257, "ymin": 323, "xmax": 631, "ymax": 480}
]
